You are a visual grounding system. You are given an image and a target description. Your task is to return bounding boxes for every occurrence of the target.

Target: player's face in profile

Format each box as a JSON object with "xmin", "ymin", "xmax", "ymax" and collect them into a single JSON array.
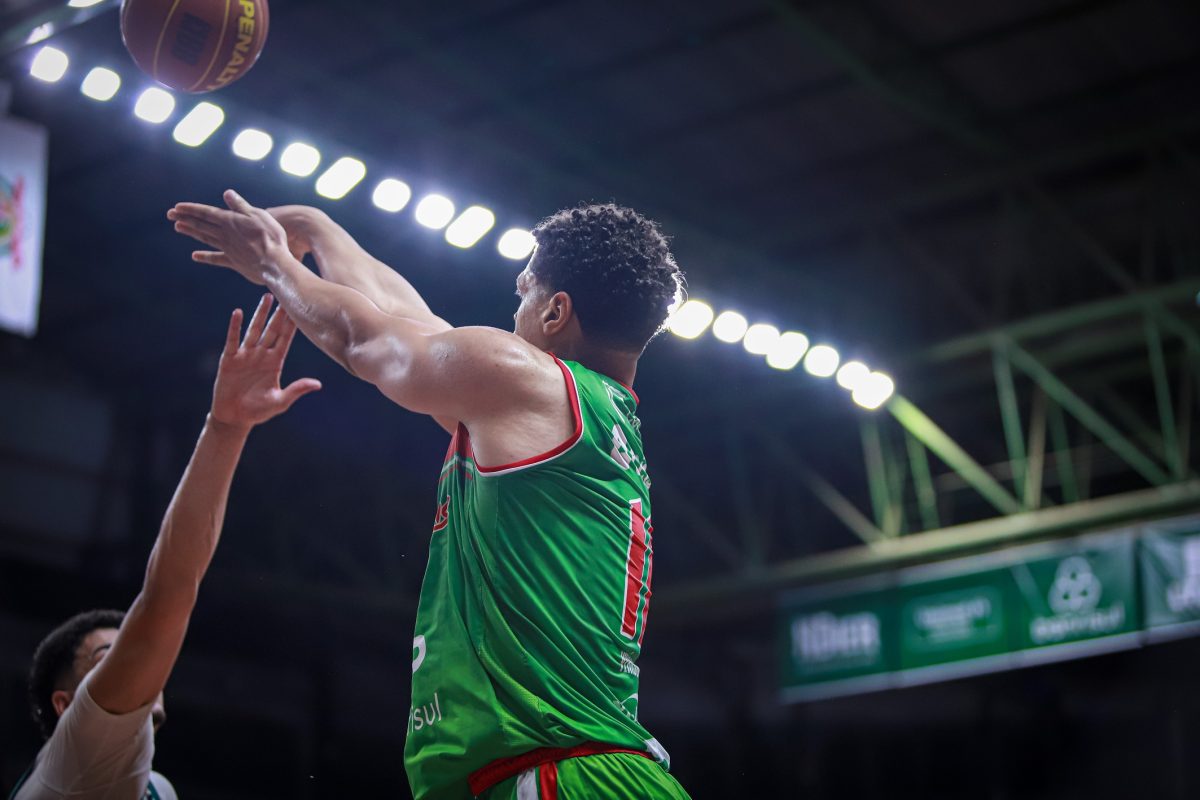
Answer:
[
  {"xmin": 76, "ymin": 627, "xmax": 168, "ymax": 731},
  {"xmin": 512, "ymin": 264, "xmax": 549, "ymax": 350}
]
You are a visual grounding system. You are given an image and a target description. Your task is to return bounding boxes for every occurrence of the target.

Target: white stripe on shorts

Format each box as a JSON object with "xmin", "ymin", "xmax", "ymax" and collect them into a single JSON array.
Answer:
[{"xmin": 516, "ymin": 767, "xmax": 539, "ymax": 800}]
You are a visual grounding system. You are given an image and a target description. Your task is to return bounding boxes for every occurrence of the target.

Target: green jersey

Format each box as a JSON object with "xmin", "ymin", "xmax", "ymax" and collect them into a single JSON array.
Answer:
[{"xmin": 404, "ymin": 357, "xmax": 667, "ymax": 800}]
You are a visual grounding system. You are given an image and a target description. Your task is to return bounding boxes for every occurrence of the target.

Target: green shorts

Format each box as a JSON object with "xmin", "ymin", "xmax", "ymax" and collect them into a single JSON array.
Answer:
[{"xmin": 483, "ymin": 752, "xmax": 690, "ymax": 800}]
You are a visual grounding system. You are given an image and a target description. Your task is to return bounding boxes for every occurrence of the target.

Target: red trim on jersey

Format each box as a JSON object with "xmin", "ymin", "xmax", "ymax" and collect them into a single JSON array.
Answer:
[
  {"xmin": 621, "ymin": 500, "xmax": 649, "ymax": 639},
  {"xmin": 538, "ymin": 762, "xmax": 559, "ymax": 799},
  {"xmin": 471, "ymin": 356, "xmax": 583, "ymax": 474},
  {"xmin": 468, "ymin": 742, "xmax": 651, "ymax": 796},
  {"xmin": 638, "ymin": 522, "xmax": 654, "ymax": 647},
  {"xmin": 616, "ymin": 380, "xmax": 639, "ymax": 405}
]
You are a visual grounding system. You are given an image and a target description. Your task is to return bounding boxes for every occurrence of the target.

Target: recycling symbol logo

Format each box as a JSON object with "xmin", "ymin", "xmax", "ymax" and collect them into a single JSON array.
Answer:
[{"xmin": 1048, "ymin": 556, "xmax": 1102, "ymax": 614}]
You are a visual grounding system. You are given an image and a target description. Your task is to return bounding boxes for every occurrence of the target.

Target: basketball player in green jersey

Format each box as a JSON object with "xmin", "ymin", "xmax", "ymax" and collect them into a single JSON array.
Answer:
[{"xmin": 169, "ymin": 192, "xmax": 691, "ymax": 800}]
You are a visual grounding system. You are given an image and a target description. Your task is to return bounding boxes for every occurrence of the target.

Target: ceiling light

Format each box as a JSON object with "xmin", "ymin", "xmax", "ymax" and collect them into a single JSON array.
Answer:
[
  {"xmin": 80, "ymin": 67, "xmax": 120, "ymax": 101},
  {"xmin": 30, "ymin": 46, "xmax": 68, "ymax": 82},
  {"xmin": 766, "ymin": 331, "xmax": 809, "ymax": 370},
  {"xmin": 372, "ymin": 179, "xmax": 411, "ymax": 212},
  {"xmin": 712, "ymin": 311, "xmax": 748, "ymax": 344},
  {"xmin": 279, "ymin": 142, "xmax": 321, "ymax": 177},
  {"xmin": 172, "ymin": 101, "xmax": 224, "ymax": 146},
  {"xmin": 26, "ymin": 24, "xmax": 54, "ymax": 45},
  {"xmin": 445, "ymin": 206, "xmax": 496, "ymax": 248},
  {"xmin": 743, "ymin": 323, "xmax": 780, "ymax": 356},
  {"xmin": 497, "ymin": 229, "xmax": 535, "ymax": 260},
  {"xmin": 666, "ymin": 300, "xmax": 714, "ymax": 339},
  {"xmin": 852, "ymin": 372, "xmax": 895, "ymax": 410},
  {"xmin": 231, "ymin": 128, "xmax": 273, "ymax": 160},
  {"xmin": 315, "ymin": 157, "xmax": 366, "ymax": 199},
  {"xmin": 67, "ymin": 0, "xmax": 105, "ymax": 7},
  {"xmin": 133, "ymin": 87, "xmax": 175, "ymax": 123},
  {"xmin": 414, "ymin": 194, "xmax": 455, "ymax": 229},
  {"xmin": 835, "ymin": 361, "xmax": 870, "ymax": 391},
  {"xmin": 803, "ymin": 344, "xmax": 840, "ymax": 377}
]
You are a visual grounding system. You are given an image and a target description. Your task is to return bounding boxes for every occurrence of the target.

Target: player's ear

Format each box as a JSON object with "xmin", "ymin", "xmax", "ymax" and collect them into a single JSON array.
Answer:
[
  {"xmin": 51, "ymin": 689, "xmax": 74, "ymax": 718},
  {"xmin": 541, "ymin": 291, "xmax": 573, "ymax": 336}
]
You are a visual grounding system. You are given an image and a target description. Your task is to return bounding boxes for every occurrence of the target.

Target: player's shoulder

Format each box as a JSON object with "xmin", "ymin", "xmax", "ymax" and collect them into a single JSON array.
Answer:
[{"xmin": 439, "ymin": 326, "xmax": 557, "ymax": 374}]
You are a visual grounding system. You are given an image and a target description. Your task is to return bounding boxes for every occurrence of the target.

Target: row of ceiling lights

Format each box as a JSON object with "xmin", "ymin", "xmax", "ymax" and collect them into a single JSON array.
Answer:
[{"xmin": 23, "ymin": 41, "xmax": 896, "ymax": 411}]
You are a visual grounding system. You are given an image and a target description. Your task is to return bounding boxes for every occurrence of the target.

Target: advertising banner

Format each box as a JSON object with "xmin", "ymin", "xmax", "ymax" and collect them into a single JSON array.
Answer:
[
  {"xmin": 1141, "ymin": 518, "xmax": 1200, "ymax": 634},
  {"xmin": 1010, "ymin": 534, "xmax": 1138, "ymax": 653},
  {"xmin": 0, "ymin": 116, "xmax": 48, "ymax": 337},
  {"xmin": 779, "ymin": 582, "xmax": 896, "ymax": 699},
  {"xmin": 898, "ymin": 566, "xmax": 1017, "ymax": 672}
]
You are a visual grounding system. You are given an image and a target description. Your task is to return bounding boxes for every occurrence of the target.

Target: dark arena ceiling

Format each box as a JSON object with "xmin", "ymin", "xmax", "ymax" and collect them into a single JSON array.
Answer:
[{"xmin": 2, "ymin": 1, "xmax": 1200, "ymax": 797}]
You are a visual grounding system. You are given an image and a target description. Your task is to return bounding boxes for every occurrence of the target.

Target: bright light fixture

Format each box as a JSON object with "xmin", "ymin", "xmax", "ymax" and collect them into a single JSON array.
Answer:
[
  {"xmin": 30, "ymin": 46, "xmax": 68, "ymax": 82},
  {"xmin": 80, "ymin": 67, "xmax": 120, "ymax": 101},
  {"xmin": 279, "ymin": 142, "xmax": 321, "ymax": 177},
  {"xmin": 743, "ymin": 323, "xmax": 780, "ymax": 356},
  {"xmin": 232, "ymin": 128, "xmax": 273, "ymax": 160},
  {"xmin": 835, "ymin": 361, "xmax": 870, "ymax": 391},
  {"xmin": 803, "ymin": 344, "xmax": 840, "ymax": 377},
  {"xmin": 172, "ymin": 101, "xmax": 224, "ymax": 146},
  {"xmin": 372, "ymin": 179, "xmax": 411, "ymax": 212},
  {"xmin": 67, "ymin": 0, "xmax": 105, "ymax": 6},
  {"xmin": 712, "ymin": 311, "xmax": 749, "ymax": 344},
  {"xmin": 852, "ymin": 372, "xmax": 895, "ymax": 410},
  {"xmin": 414, "ymin": 194, "xmax": 455, "ymax": 229},
  {"xmin": 315, "ymin": 157, "xmax": 367, "ymax": 200},
  {"xmin": 26, "ymin": 23, "xmax": 53, "ymax": 45},
  {"xmin": 667, "ymin": 300, "xmax": 714, "ymax": 339},
  {"xmin": 766, "ymin": 331, "xmax": 809, "ymax": 370},
  {"xmin": 497, "ymin": 229, "xmax": 536, "ymax": 260},
  {"xmin": 445, "ymin": 206, "xmax": 496, "ymax": 248},
  {"xmin": 133, "ymin": 87, "xmax": 175, "ymax": 123}
]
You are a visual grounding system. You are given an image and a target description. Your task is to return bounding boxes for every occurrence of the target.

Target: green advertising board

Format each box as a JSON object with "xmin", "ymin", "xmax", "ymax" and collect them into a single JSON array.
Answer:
[
  {"xmin": 1140, "ymin": 518, "xmax": 1200, "ymax": 636},
  {"xmin": 897, "ymin": 565, "xmax": 1017, "ymax": 673},
  {"xmin": 779, "ymin": 528, "xmax": 1151, "ymax": 702},
  {"xmin": 1009, "ymin": 533, "xmax": 1138, "ymax": 655},
  {"xmin": 779, "ymin": 581, "xmax": 896, "ymax": 700}
]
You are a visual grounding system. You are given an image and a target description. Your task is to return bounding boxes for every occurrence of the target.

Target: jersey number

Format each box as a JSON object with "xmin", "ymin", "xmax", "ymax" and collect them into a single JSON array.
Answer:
[{"xmin": 621, "ymin": 499, "xmax": 653, "ymax": 644}]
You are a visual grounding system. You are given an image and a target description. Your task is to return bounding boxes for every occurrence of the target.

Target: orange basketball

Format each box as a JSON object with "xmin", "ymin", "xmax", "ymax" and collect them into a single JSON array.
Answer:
[{"xmin": 120, "ymin": 0, "xmax": 269, "ymax": 93}]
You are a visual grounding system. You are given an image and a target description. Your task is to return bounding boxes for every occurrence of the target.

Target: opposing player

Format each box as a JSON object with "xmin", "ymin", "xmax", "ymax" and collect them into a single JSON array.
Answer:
[
  {"xmin": 169, "ymin": 193, "xmax": 691, "ymax": 800},
  {"xmin": 11, "ymin": 297, "xmax": 319, "ymax": 800}
]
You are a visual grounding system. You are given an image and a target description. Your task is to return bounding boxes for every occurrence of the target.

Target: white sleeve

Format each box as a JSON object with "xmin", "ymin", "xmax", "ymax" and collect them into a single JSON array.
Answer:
[{"xmin": 14, "ymin": 671, "xmax": 156, "ymax": 799}]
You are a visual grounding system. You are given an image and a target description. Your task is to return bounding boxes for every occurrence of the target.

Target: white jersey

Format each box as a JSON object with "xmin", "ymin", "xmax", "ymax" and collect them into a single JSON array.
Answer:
[{"xmin": 12, "ymin": 672, "xmax": 177, "ymax": 800}]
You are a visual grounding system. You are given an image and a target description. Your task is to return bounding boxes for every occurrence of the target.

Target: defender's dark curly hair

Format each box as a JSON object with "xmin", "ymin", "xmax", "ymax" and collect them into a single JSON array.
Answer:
[
  {"xmin": 28, "ymin": 609, "xmax": 124, "ymax": 739},
  {"xmin": 530, "ymin": 203, "xmax": 683, "ymax": 351}
]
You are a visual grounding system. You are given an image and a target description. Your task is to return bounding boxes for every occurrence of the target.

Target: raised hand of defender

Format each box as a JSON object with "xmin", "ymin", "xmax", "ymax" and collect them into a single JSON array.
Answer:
[
  {"xmin": 168, "ymin": 190, "xmax": 290, "ymax": 286},
  {"xmin": 210, "ymin": 294, "xmax": 322, "ymax": 429}
]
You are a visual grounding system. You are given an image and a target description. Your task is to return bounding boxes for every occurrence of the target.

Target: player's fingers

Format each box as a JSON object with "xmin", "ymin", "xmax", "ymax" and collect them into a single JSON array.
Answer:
[
  {"xmin": 192, "ymin": 251, "xmax": 233, "ymax": 267},
  {"xmin": 259, "ymin": 302, "xmax": 288, "ymax": 349},
  {"xmin": 244, "ymin": 294, "xmax": 273, "ymax": 347},
  {"xmin": 278, "ymin": 378, "xmax": 322, "ymax": 411},
  {"xmin": 170, "ymin": 203, "xmax": 228, "ymax": 224},
  {"xmin": 223, "ymin": 308, "xmax": 243, "ymax": 355},
  {"xmin": 174, "ymin": 221, "xmax": 221, "ymax": 248},
  {"xmin": 224, "ymin": 189, "xmax": 255, "ymax": 215}
]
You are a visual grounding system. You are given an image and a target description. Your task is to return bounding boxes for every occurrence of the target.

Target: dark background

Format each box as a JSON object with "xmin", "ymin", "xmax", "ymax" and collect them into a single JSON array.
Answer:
[{"xmin": 3, "ymin": 0, "xmax": 1200, "ymax": 797}]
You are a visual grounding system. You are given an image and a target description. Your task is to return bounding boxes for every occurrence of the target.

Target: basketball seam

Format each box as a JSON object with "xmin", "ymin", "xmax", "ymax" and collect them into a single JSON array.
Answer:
[
  {"xmin": 150, "ymin": 0, "xmax": 187, "ymax": 82},
  {"xmin": 190, "ymin": 0, "xmax": 231, "ymax": 92}
]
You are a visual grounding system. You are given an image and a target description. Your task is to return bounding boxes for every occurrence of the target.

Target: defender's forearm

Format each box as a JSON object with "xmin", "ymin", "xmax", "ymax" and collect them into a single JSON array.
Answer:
[{"xmin": 140, "ymin": 416, "xmax": 248, "ymax": 608}]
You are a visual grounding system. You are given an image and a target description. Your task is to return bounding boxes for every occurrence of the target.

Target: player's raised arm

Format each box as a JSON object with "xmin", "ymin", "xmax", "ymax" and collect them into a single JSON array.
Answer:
[
  {"xmin": 86, "ymin": 297, "xmax": 320, "ymax": 715},
  {"xmin": 169, "ymin": 191, "xmax": 560, "ymax": 432},
  {"xmin": 265, "ymin": 205, "xmax": 452, "ymax": 330}
]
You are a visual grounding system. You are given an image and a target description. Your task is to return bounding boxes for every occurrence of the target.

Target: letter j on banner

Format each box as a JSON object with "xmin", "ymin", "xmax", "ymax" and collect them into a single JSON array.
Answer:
[{"xmin": 0, "ymin": 117, "xmax": 48, "ymax": 337}]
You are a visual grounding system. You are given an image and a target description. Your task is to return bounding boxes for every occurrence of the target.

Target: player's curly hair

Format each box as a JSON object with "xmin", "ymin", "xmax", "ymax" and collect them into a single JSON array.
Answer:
[
  {"xmin": 531, "ymin": 203, "xmax": 683, "ymax": 351},
  {"xmin": 28, "ymin": 609, "xmax": 124, "ymax": 739}
]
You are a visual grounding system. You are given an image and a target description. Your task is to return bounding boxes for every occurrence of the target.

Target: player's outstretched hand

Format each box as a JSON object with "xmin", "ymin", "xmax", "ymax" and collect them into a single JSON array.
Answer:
[
  {"xmin": 168, "ymin": 190, "xmax": 290, "ymax": 286},
  {"xmin": 210, "ymin": 294, "xmax": 322, "ymax": 429}
]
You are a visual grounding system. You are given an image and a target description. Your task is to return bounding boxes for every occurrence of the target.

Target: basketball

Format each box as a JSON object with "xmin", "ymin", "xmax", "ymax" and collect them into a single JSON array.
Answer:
[{"xmin": 120, "ymin": 0, "xmax": 269, "ymax": 93}]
